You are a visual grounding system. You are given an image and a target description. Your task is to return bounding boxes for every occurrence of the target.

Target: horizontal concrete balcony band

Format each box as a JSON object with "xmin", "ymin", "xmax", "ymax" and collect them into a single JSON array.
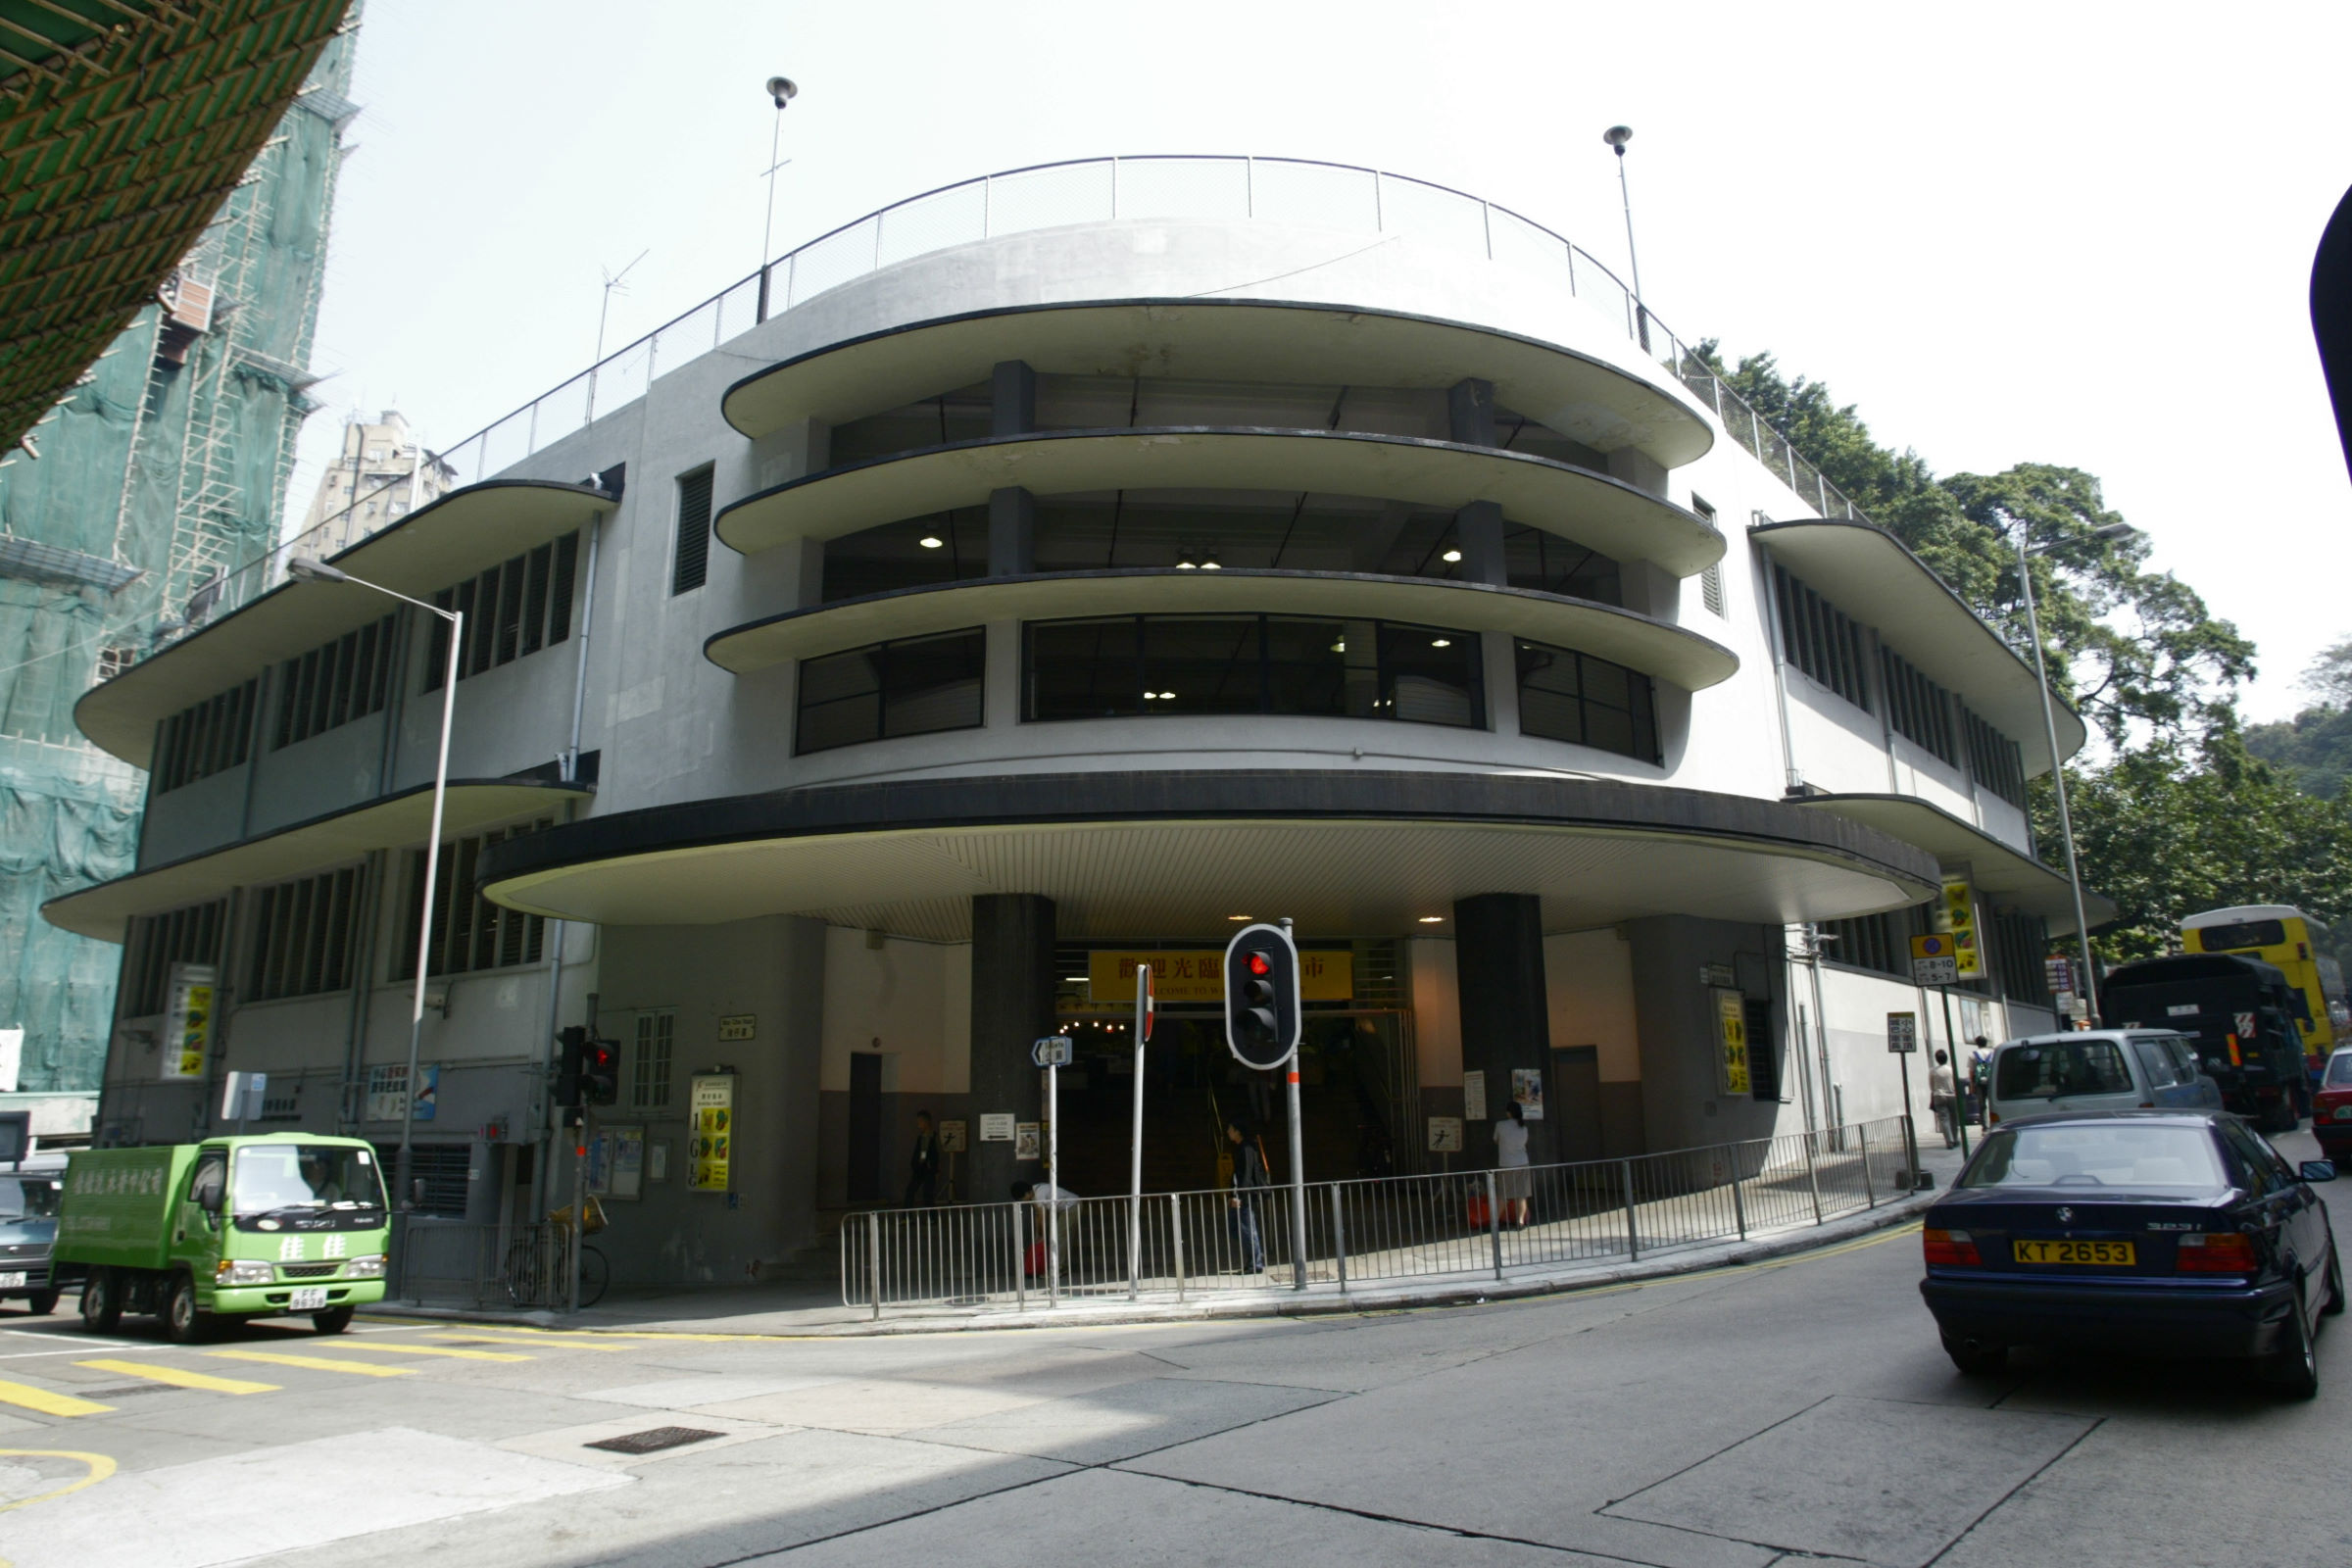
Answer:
[
  {"xmin": 473, "ymin": 769, "xmax": 1941, "ymax": 940},
  {"xmin": 1792, "ymin": 793, "xmax": 2117, "ymax": 937},
  {"xmin": 719, "ymin": 298, "xmax": 1715, "ymax": 467},
  {"xmin": 1751, "ymin": 518, "xmax": 2087, "ymax": 772},
  {"xmin": 712, "ymin": 427, "xmax": 1725, "ymax": 577},
  {"xmin": 704, "ymin": 567, "xmax": 1739, "ymax": 689},
  {"xmin": 40, "ymin": 779, "xmax": 592, "ymax": 944},
  {"xmin": 76, "ymin": 479, "xmax": 619, "ymax": 770}
]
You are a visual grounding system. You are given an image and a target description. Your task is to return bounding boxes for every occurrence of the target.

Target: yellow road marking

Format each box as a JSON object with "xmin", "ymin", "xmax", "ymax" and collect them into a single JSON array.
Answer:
[
  {"xmin": 203, "ymin": 1349, "xmax": 415, "ymax": 1378},
  {"xmin": 0, "ymin": 1379, "xmax": 110, "ymax": 1417},
  {"xmin": 331, "ymin": 1342, "xmax": 531, "ymax": 1362},
  {"xmin": 0, "ymin": 1448, "xmax": 116, "ymax": 1515},
  {"xmin": 74, "ymin": 1359, "xmax": 277, "ymax": 1395}
]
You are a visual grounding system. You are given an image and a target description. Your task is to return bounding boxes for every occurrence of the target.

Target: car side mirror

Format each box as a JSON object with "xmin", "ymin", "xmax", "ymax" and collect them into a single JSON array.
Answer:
[{"xmin": 2300, "ymin": 1160, "xmax": 2336, "ymax": 1184}]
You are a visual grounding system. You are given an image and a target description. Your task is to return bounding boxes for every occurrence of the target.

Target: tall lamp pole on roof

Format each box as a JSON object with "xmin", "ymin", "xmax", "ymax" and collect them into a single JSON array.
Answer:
[
  {"xmin": 2012, "ymin": 519, "xmax": 2135, "ymax": 1025},
  {"xmin": 1601, "ymin": 125, "xmax": 1646, "ymax": 348},
  {"xmin": 288, "ymin": 555, "xmax": 462, "ymax": 1213},
  {"xmin": 756, "ymin": 74, "xmax": 799, "ymax": 322}
]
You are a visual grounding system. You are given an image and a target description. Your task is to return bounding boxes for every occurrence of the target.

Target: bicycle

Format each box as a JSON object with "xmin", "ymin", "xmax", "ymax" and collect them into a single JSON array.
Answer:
[{"xmin": 503, "ymin": 1196, "xmax": 610, "ymax": 1309}]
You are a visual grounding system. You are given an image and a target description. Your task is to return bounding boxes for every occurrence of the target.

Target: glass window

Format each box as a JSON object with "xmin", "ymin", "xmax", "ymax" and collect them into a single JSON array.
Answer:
[
  {"xmin": 2325, "ymin": 1053, "xmax": 2352, "ymax": 1088},
  {"xmin": 229, "ymin": 1144, "xmax": 385, "ymax": 1215},
  {"xmin": 1995, "ymin": 1039, "xmax": 2133, "ymax": 1100},
  {"xmin": 1515, "ymin": 639, "xmax": 1657, "ymax": 762},
  {"xmin": 633, "ymin": 1012, "xmax": 674, "ymax": 1110},
  {"xmin": 1024, "ymin": 615, "xmax": 1481, "ymax": 727},
  {"xmin": 0, "ymin": 1176, "xmax": 59, "ymax": 1219},
  {"xmin": 2131, "ymin": 1039, "xmax": 2178, "ymax": 1088},
  {"xmin": 820, "ymin": 511, "xmax": 988, "ymax": 601},
  {"xmin": 2195, "ymin": 919, "xmax": 2288, "ymax": 952},
  {"xmin": 796, "ymin": 629, "xmax": 986, "ymax": 755},
  {"xmin": 1960, "ymin": 1122, "xmax": 2226, "ymax": 1190}
]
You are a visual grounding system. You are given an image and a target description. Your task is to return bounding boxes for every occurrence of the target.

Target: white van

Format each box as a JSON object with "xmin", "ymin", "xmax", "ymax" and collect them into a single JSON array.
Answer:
[{"xmin": 1985, "ymin": 1030, "xmax": 2223, "ymax": 1126}]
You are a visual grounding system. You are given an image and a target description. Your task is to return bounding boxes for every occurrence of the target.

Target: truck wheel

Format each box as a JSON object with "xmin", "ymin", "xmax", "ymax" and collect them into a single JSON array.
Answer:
[
  {"xmin": 79, "ymin": 1267, "xmax": 122, "ymax": 1332},
  {"xmin": 24, "ymin": 1291, "xmax": 58, "ymax": 1316},
  {"xmin": 2261, "ymin": 1096, "xmax": 2298, "ymax": 1134},
  {"xmin": 163, "ymin": 1275, "xmax": 215, "ymax": 1345},
  {"xmin": 311, "ymin": 1306, "xmax": 355, "ymax": 1335}
]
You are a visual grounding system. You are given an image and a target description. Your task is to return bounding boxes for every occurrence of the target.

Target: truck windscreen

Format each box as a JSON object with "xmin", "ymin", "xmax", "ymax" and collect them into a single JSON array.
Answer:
[
  {"xmin": 0, "ymin": 1176, "xmax": 59, "ymax": 1219},
  {"xmin": 229, "ymin": 1145, "xmax": 386, "ymax": 1216}
]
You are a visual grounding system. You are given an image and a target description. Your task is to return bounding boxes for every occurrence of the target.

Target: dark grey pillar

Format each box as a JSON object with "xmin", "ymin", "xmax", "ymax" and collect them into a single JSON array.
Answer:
[
  {"xmin": 988, "ymin": 487, "xmax": 1036, "ymax": 576},
  {"xmin": 992, "ymin": 360, "xmax": 1037, "ymax": 437},
  {"xmin": 1446, "ymin": 377, "xmax": 1496, "ymax": 447},
  {"xmin": 967, "ymin": 893, "xmax": 1055, "ymax": 1203},
  {"xmin": 1453, "ymin": 501, "xmax": 1506, "ymax": 587},
  {"xmin": 1453, "ymin": 892, "xmax": 1556, "ymax": 1168}
]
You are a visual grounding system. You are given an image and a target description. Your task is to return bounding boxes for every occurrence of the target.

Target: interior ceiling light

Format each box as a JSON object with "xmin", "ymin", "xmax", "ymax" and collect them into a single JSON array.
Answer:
[
  {"xmin": 1430, "ymin": 638, "xmax": 1450, "ymax": 648},
  {"xmin": 1331, "ymin": 640, "xmax": 1347, "ymax": 653},
  {"xmin": 1443, "ymin": 549, "xmax": 1463, "ymax": 563},
  {"xmin": 918, "ymin": 535, "xmax": 944, "ymax": 549},
  {"xmin": 1159, "ymin": 690, "xmax": 1176, "ymax": 700},
  {"xmin": 1200, "ymin": 553, "xmax": 1222, "ymax": 569},
  {"xmin": 1176, "ymin": 553, "xmax": 1198, "ymax": 569},
  {"xmin": 1228, "ymin": 913, "xmax": 1251, "ymax": 921},
  {"xmin": 1418, "ymin": 915, "xmax": 1446, "ymax": 923}
]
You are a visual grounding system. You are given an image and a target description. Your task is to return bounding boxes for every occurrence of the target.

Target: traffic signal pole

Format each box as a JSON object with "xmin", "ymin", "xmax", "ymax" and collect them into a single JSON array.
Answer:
[{"xmin": 1281, "ymin": 919, "xmax": 1306, "ymax": 1293}]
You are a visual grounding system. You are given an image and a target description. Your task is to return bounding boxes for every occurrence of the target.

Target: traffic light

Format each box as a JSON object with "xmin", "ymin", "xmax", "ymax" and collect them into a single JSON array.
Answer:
[
  {"xmin": 583, "ymin": 1037, "xmax": 620, "ymax": 1106},
  {"xmin": 1223, "ymin": 922, "xmax": 1300, "ymax": 1069},
  {"xmin": 554, "ymin": 1026, "xmax": 587, "ymax": 1107}
]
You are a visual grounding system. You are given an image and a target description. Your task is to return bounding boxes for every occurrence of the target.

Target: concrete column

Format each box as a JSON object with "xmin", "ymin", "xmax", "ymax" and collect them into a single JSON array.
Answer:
[
  {"xmin": 992, "ymin": 361, "xmax": 1037, "ymax": 437},
  {"xmin": 966, "ymin": 893, "xmax": 1055, "ymax": 1203},
  {"xmin": 1605, "ymin": 445, "xmax": 1668, "ymax": 499},
  {"xmin": 1446, "ymin": 378, "xmax": 1496, "ymax": 447},
  {"xmin": 1452, "ymin": 892, "xmax": 1556, "ymax": 1168},
  {"xmin": 1453, "ymin": 502, "xmax": 1506, "ymax": 587},
  {"xmin": 988, "ymin": 488, "xmax": 1037, "ymax": 576}
]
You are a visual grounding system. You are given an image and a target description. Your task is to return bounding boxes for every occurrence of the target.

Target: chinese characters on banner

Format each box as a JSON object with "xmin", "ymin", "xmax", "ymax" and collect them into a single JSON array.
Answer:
[
  {"xmin": 690, "ymin": 1074, "xmax": 734, "ymax": 1192},
  {"xmin": 160, "ymin": 963, "xmax": 216, "ymax": 1080},
  {"xmin": 1714, "ymin": 988, "xmax": 1751, "ymax": 1096},
  {"xmin": 1087, "ymin": 950, "xmax": 1353, "ymax": 1004}
]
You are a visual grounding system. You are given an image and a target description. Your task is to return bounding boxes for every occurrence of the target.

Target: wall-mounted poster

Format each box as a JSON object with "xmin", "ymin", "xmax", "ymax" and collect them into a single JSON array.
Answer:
[
  {"xmin": 588, "ymin": 1125, "xmax": 645, "ymax": 1200},
  {"xmin": 1013, "ymin": 1122, "xmax": 1041, "ymax": 1161},
  {"xmin": 1715, "ymin": 989, "xmax": 1751, "ymax": 1096},
  {"xmin": 1462, "ymin": 1070, "xmax": 1487, "ymax": 1123},
  {"xmin": 161, "ymin": 963, "xmax": 216, "ymax": 1081},
  {"xmin": 939, "ymin": 1119, "xmax": 967, "ymax": 1152},
  {"xmin": 1427, "ymin": 1116, "xmax": 1464, "ymax": 1152},
  {"xmin": 1510, "ymin": 1068, "xmax": 1545, "ymax": 1120},
  {"xmin": 690, "ymin": 1073, "xmax": 734, "ymax": 1192}
]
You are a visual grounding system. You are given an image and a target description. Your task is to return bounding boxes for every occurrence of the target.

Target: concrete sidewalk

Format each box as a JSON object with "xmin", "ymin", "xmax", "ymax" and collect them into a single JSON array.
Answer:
[{"xmin": 373, "ymin": 1136, "xmax": 1969, "ymax": 1339}]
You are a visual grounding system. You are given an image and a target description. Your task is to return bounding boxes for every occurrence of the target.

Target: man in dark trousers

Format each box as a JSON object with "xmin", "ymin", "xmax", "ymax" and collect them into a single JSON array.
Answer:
[
  {"xmin": 904, "ymin": 1110, "xmax": 941, "ymax": 1208},
  {"xmin": 1226, "ymin": 1120, "xmax": 1271, "ymax": 1274}
]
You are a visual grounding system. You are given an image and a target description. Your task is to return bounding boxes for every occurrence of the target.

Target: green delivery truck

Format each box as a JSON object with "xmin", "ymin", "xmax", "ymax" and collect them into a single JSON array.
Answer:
[{"xmin": 56, "ymin": 1134, "xmax": 389, "ymax": 1341}]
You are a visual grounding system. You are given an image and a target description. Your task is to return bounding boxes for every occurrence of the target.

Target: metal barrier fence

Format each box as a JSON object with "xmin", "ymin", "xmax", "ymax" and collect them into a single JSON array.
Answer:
[
  {"xmin": 389, "ymin": 1218, "xmax": 577, "ymax": 1310},
  {"xmin": 143, "ymin": 155, "xmax": 1871, "ymax": 662},
  {"xmin": 844, "ymin": 1117, "xmax": 1915, "ymax": 1316}
]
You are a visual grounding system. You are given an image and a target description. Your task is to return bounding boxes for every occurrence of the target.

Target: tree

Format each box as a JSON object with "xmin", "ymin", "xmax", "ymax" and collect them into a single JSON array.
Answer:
[
  {"xmin": 2304, "ymin": 636, "xmax": 2352, "ymax": 708},
  {"xmin": 2246, "ymin": 636, "xmax": 2352, "ymax": 801},
  {"xmin": 1698, "ymin": 346, "xmax": 2254, "ymax": 744},
  {"xmin": 2057, "ymin": 730, "xmax": 2352, "ymax": 965}
]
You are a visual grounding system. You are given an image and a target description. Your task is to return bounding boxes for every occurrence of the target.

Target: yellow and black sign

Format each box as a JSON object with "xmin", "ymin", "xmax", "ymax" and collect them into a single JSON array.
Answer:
[
  {"xmin": 1936, "ymin": 877, "xmax": 1984, "ymax": 978},
  {"xmin": 1088, "ymin": 950, "xmax": 1352, "ymax": 1004},
  {"xmin": 1714, "ymin": 988, "xmax": 1750, "ymax": 1096},
  {"xmin": 689, "ymin": 1073, "xmax": 733, "ymax": 1192}
]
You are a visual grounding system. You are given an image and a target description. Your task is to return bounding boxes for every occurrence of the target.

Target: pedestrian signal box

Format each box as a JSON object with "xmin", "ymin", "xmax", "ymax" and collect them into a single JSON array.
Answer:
[
  {"xmin": 583, "ymin": 1038, "xmax": 620, "ymax": 1106},
  {"xmin": 1223, "ymin": 922, "xmax": 1301, "ymax": 1069}
]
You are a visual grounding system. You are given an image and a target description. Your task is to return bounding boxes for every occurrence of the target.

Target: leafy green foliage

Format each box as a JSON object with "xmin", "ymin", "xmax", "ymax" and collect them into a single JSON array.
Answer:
[{"xmin": 1696, "ymin": 344, "xmax": 2252, "ymax": 743}]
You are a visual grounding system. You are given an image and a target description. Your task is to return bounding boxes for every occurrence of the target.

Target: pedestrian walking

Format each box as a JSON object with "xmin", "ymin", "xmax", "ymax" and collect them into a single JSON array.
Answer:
[
  {"xmin": 1226, "ymin": 1121, "xmax": 1272, "ymax": 1274},
  {"xmin": 903, "ymin": 1111, "xmax": 941, "ymax": 1208},
  {"xmin": 1930, "ymin": 1050, "xmax": 1959, "ymax": 1149},
  {"xmin": 1494, "ymin": 1099, "xmax": 1533, "ymax": 1229}
]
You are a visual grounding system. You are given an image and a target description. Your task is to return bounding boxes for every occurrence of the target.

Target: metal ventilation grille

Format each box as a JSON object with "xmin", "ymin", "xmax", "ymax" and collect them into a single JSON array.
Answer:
[{"xmin": 587, "ymin": 1427, "xmax": 724, "ymax": 1455}]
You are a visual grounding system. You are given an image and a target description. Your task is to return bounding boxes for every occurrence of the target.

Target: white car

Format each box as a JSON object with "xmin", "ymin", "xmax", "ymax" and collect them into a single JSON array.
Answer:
[{"xmin": 1984, "ymin": 1030, "xmax": 2223, "ymax": 1127}]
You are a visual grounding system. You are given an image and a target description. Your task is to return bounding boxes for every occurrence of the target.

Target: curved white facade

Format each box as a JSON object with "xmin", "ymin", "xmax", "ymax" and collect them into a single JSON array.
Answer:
[{"xmin": 59, "ymin": 169, "xmax": 2096, "ymax": 1285}]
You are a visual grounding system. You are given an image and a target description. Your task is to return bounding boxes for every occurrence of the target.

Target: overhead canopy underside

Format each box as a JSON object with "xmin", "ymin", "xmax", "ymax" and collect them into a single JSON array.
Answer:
[
  {"xmin": 0, "ymin": 0, "xmax": 353, "ymax": 448},
  {"xmin": 719, "ymin": 298, "xmax": 1716, "ymax": 467},
  {"xmin": 1793, "ymin": 793, "xmax": 2117, "ymax": 936},
  {"xmin": 1750, "ymin": 519, "xmax": 2087, "ymax": 772},
  {"xmin": 477, "ymin": 770, "xmax": 1940, "ymax": 943}
]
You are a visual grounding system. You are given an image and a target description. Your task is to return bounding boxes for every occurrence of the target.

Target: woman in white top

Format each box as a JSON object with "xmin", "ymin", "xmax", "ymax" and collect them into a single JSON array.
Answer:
[{"xmin": 1494, "ymin": 1100, "xmax": 1533, "ymax": 1229}]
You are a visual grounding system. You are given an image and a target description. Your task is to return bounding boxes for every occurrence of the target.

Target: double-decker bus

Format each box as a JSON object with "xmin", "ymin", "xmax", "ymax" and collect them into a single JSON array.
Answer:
[{"xmin": 2181, "ymin": 905, "xmax": 2346, "ymax": 1079}]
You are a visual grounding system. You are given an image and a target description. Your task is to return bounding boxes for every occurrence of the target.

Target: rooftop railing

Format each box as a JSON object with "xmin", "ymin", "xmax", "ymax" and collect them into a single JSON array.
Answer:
[{"xmin": 151, "ymin": 156, "xmax": 1870, "ymax": 665}]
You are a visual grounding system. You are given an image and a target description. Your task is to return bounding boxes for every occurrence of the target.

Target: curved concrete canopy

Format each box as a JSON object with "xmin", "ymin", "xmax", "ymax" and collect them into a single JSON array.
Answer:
[
  {"xmin": 715, "ymin": 427, "xmax": 1723, "ymax": 577},
  {"xmin": 704, "ymin": 568, "xmax": 1739, "ymax": 689},
  {"xmin": 476, "ymin": 770, "xmax": 1940, "ymax": 942},
  {"xmin": 41, "ymin": 779, "xmax": 591, "ymax": 944},
  {"xmin": 1750, "ymin": 519, "xmax": 2088, "ymax": 772},
  {"xmin": 75, "ymin": 479, "xmax": 618, "ymax": 769},
  {"xmin": 719, "ymin": 298, "xmax": 1715, "ymax": 467},
  {"xmin": 1791, "ymin": 793, "xmax": 2116, "ymax": 937}
]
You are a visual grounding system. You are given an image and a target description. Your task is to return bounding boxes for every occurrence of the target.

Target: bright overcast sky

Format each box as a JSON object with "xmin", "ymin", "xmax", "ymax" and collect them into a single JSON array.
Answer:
[{"xmin": 292, "ymin": 0, "xmax": 2352, "ymax": 723}]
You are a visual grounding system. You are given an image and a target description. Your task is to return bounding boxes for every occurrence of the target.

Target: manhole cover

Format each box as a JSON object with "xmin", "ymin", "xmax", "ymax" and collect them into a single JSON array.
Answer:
[{"xmin": 585, "ymin": 1426, "xmax": 725, "ymax": 1455}]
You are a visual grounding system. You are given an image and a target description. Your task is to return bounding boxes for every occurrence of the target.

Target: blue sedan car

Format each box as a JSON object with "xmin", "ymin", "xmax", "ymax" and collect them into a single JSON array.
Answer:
[{"xmin": 1919, "ymin": 1110, "xmax": 2342, "ymax": 1396}]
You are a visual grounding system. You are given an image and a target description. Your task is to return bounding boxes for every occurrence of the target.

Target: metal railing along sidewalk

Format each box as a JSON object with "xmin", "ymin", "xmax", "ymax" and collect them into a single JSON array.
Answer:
[{"xmin": 844, "ymin": 1116, "xmax": 1916, "ymax": 1317}]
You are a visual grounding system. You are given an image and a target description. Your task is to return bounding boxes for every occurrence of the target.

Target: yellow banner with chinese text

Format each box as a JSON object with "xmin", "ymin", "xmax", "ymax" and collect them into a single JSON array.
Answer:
[{"xmin": 1088, "ymin": 950, "xmax": 1353, "ymax": 1004}]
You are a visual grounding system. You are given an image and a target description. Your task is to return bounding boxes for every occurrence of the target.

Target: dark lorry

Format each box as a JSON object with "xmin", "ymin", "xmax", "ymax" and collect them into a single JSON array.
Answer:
[{"xmin": 2102, "ymin": 954, "xmax": 2310, "ymax": 1132}]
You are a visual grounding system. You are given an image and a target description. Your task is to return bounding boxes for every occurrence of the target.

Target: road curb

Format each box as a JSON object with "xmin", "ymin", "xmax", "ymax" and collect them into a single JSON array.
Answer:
[{"xmin": 368, "ymin": 1190, "xmax": 1936, "ymax": 1339}]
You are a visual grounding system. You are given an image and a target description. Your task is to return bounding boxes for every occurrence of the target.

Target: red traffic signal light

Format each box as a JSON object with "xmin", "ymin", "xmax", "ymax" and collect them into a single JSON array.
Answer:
[
  {"xmin": 1248, "ymin": 953, "xmax": 1271, "ymax": 977},
  {"xmin": 583, "ymin": 1039, "xmax": 620, "ymax": 1106},
  {"xmin": 1223, "ymin": 922, "xmax": 1300, "ymax": 1070}
]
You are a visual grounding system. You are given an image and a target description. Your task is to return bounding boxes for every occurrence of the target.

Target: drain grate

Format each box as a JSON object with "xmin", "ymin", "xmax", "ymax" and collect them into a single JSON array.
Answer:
[{"xmin": 585, "ymin": 1426, "xmax": 725, "ymax": 1455}]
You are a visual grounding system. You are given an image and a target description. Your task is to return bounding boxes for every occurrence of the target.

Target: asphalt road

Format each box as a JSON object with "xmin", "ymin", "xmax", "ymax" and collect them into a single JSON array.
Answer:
[{"xmin": 2, "ymin": 1129, "xmax": 2345, "ymax": 1568}]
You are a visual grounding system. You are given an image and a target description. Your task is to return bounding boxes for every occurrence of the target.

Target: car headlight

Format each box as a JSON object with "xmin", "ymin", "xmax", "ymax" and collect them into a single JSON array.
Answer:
[
  {"xmin": 344, "ymin": 1254, "xmax": 385, "ymax": 1278},
  {"xmin": 217, "ymin": 1259, "xmax": 274, "ymax": 1286}
]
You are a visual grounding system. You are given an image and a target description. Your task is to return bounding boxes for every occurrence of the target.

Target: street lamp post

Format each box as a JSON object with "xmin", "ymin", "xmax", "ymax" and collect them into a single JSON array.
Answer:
[
  {"xmin": 288, "ymin": 555, "xmax": 462, "ymax": 1212},
  {"xmin": 2012, "ymin": 522, "xmax": 2134, "ymax": 1024},
  {"xmin": 755, "ymin": 74, "xmax": 799, "ymax": 321},
  {"xmin": 1601, "ymin": 125, "xmax": 1646, "ymax": 347}
]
